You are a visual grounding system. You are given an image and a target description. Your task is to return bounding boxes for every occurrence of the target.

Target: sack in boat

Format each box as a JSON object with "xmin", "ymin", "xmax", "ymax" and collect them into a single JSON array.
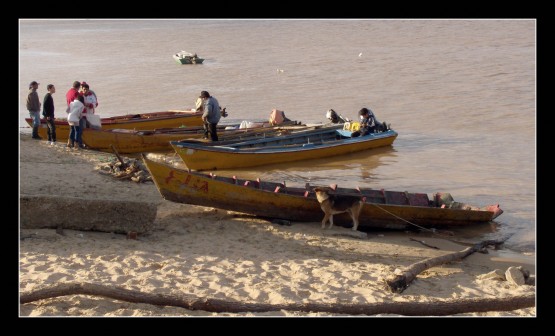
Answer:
[
  {"xmin": 240, "ymin": 121, "xmax": 266, "ymax": 129},
  {"xmin": 195, "ymin": 97, "xmax": 204, "ymax": 112},
  {"xmin": 86, "ymin": 114, "xmax": 102, "ymax": 128},
  {"xmin": 269, "ymin": 109, "xmax": 291, "ymax": 125},
  {"xmin": 434, "ymin": 192, "xmax": 454, "ymax": 207}
]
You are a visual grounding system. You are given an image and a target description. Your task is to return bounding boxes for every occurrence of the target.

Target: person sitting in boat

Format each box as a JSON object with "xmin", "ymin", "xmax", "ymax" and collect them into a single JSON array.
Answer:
[{"xmin": 358, "ymin": 107, "xmax": 387, "ymax": 135}]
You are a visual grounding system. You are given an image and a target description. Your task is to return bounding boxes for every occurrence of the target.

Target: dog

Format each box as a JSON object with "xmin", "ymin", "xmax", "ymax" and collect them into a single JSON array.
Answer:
[{"xmin": 313, "ymin": 186, "xmax": 364, "ymax": 231}]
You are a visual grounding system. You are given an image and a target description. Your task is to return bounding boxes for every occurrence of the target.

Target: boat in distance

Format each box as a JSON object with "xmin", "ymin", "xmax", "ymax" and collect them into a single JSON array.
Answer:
[
  {"xmin": 142, "ymin": 154, "xmax": 504, "ymax": 229},
  {"xmin": 170, "ymin": 127, "xmax": 398, "ymax": 171},
  {"xmin": 173, "ymin": 51, "xmax": 204, "ymax": 64}
]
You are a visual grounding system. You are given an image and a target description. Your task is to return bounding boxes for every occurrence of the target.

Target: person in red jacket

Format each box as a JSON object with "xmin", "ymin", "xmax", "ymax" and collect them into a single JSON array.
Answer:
[{"xmin": 66, "ymin": 81, "xmax": 81, "ymax": 108}]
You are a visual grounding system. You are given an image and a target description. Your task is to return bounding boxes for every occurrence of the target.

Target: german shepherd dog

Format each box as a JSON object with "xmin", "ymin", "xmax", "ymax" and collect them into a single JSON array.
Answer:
[{"xmin": 313, "ymin": 187, "xmax": 364, "ymax": 231}]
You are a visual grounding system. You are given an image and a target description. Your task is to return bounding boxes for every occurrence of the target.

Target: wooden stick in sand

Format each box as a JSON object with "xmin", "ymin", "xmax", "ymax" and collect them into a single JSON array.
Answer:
[{"xmin": 386, "ymin": 239, "xmax": 507, "ymax": 294}]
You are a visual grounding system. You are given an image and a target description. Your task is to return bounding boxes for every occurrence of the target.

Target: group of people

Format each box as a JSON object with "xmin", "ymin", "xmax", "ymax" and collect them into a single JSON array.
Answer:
[
  {"xmin": 26, "ymin": 80, "xmax": 98, "ymax": 148},
  {"xmin": 66, "ymin": 81, "xmax": 99, "ymax": 149},
  {"xmin": 28, "ymin": 83, "xmax": 385, "ymax": 147}
]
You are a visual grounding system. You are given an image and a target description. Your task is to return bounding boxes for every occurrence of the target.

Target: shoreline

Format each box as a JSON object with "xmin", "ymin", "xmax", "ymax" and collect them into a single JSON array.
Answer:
[{"xmin": 19, "ymin": 133, "xmax": 536, "ymax": 316}]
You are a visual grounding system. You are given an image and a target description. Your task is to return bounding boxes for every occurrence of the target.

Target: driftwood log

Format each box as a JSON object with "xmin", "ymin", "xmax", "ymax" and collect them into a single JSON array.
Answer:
[
  {"xmin": 386, "ymin": 239, "xmax": 507, "ymax": 293},
  {"xmin": 20, "ymin": 282, "xmax": 534, "ymax": 316}
]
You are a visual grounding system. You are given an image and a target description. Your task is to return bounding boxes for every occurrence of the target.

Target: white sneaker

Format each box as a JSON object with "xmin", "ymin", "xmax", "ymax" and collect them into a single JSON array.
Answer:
[{"xmin": 50, "ymin": 141, "xmax": 56, "ymax": 146}]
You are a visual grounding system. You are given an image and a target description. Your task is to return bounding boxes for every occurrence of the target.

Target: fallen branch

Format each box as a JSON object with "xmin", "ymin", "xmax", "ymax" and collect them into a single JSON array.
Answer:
[
  {"xmin": 115, "ymin": 171, "xmax": 135, "ymax": 180},
  {"xmin": 20, "ymin": 282, "xmax": 534, "ymax": 316},
  {"xmin": 110, "ymin": 144, "xmax": 127, "ymax": 169},
  {"xmin": 410, "ymin": 238, "xmax": 439, "ymax": 250},
  {"xmin": 386, "ymin": 239, "xmax": 507, "ymax": 293}
]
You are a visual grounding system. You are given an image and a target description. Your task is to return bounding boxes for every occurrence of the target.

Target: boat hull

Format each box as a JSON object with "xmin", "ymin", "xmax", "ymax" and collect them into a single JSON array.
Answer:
[
  {"xmin": 143, "ymin": 155, "xmax": 502, "ymax": 229},
  {"xmin": 82, "ymin": 124, "xmax": 313, "ymax": 154},
  {"xmin": 25, "ymin": 110, "xmax": 203, "ymax": 141},
  {"xmin": 81, "ymin": 128, "xmax": 204, "ymax": 153},
  {"xmin": 172, "ymin": 129, "xmax": 398, "ymax": 170}
]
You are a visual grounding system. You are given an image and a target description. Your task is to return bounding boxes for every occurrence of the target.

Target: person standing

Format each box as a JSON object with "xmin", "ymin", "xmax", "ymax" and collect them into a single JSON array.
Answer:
[
  {"xmin": 81, "ymin": 83, "xmax": 98, "ymax": 128},
  {"xmin": 66, "ymin": 95, "xmax": 85, "ymax": 149},
  {"xmin": 42, "ymin": 84, "xmax": 56, "ymax": 145},
  {"xmin": 66, "ymin": 81, "xmax": 81, "ymax": 108},
  {"xmin": 65, "ymin": 81, "xmax": 85, "ymax": 147},
  {"xmin": 26, "ymin": 81, "xmax": 42, "ymax": 139},
  {"xmin": 80, "ymin": 82, "xmax": 98, "ymax": 111},
  {"xmin": 199, "ymin": 91, "xmax": 221, "ymax": 141}
]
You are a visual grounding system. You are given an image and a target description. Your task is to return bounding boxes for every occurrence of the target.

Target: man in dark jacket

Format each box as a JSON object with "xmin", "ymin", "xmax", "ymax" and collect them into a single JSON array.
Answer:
[
  {"xmin": 26, "ymin": 81, "xmax": 41, "ymax": 139},
  {"xmin": 42, "ymin": 84, "xmax": 56, "ymax": 145}
]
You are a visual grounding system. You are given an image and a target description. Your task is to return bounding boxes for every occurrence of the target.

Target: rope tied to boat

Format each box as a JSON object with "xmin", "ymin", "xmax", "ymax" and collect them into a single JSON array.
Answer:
[{"xmin": 369, "ymin": 203, "xmax": 455, "ymax": 239}]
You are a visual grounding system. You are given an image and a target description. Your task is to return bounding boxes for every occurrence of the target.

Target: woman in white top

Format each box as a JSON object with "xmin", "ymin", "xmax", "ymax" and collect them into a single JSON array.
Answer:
[{"xmin": 67, "ymin": 96, "xmax": 85, "ymax": 149}]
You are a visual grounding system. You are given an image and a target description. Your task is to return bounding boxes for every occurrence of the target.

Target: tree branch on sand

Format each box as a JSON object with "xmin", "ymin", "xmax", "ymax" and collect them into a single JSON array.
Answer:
[
  {"xmin": 20, "ymin": 282, "xmax": 534, "ymax": 316},
  {"xmin": 385, "ymin": 239, "xmax": 507, "ymax": 294}
]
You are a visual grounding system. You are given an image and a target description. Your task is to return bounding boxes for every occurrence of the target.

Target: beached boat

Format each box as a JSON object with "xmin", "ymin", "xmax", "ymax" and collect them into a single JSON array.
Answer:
[
  {"xmin": 173, "ymin": 51, "xmax": 204, "ymax": 64},
  {"xmin": 142, "ymin": 154, "xmax": 504, "ymax": 229},
  {"xmin": 170, "ymin": 126, "xmax": 398, "ymax": 171},
  {"xmin": 82, "ymin": 121, "xmax": 311, "ymax": 154},
  {"xmin": 25, "ymin": 110, "xmax": 204, "ymax": 141}
]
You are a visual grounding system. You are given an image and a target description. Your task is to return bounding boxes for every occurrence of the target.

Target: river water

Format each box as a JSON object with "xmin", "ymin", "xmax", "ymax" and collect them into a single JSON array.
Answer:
[{"xmin": 19, "ymin": 19, "xmax": 536, "ymax": 253}]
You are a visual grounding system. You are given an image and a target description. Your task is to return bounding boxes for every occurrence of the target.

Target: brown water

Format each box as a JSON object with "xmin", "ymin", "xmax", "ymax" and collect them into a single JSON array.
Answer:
[{"xmin": 19, "ymin": 19, "xmax": 536, "ymax": 252}]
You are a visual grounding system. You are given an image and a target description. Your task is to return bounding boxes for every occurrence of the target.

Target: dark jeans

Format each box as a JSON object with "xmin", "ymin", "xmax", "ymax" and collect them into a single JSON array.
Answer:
[
  {"xmin": 69, "ymin": 125, "xmax": 80, "ymax": 145},
  {"xmin": 77, "ymin": 117, "xmax": 87, "ymax": 146},
  {"xmin": 204, "ymin": 122, "xmax": 219, "ymax": 141},
  {"xmin": 46, "ymin": 118, "xmax": 56, "ymax": 142}
]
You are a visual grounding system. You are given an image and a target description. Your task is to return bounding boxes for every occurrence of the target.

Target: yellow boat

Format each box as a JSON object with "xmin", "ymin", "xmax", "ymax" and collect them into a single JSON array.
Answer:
[
  {"xmin": 81, "ymin": 122, "xmax": 312, "ymax": 154},
  {"xmin": 142, "ymin": 154, "xmax": 503, "ymax": 229},
  {"xmin": 25, "ymin": 110, "xmax": 203, "ymax": 141},
  {"xmin": 171, "ymin": 127, "xmax": 398, "ymax": 171}
]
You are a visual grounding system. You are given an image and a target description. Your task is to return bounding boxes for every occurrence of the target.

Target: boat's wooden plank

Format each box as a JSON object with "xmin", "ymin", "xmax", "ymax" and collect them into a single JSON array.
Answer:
[
  {"xmin": 407, "ymin": 193, "xmax": 430, "ymax": 206},
  {"xmin": 384, "ymin": 191, "xmax": 410, "ymax": 205}
]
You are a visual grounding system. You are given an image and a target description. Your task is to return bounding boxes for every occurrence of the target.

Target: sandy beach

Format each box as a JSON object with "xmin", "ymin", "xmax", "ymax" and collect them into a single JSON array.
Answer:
[{"xmin": 19, "ymin": 133, "xmax": 536, "ymax": 317}]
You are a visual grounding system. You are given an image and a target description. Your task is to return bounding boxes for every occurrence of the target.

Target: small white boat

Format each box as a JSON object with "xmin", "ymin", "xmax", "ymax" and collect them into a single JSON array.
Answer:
[{"xmin": 173, "ymin": 51, "xmax": 204, "ymax": 64}]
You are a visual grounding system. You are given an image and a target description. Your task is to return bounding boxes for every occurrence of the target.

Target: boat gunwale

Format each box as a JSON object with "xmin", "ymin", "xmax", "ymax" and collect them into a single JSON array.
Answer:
[{"xmin": 171, "ymin": 129, "xmax": 399, "ymax": 154}]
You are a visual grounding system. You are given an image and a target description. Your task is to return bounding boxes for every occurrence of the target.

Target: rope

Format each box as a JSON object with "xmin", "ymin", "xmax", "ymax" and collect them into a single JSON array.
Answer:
[
  {"xmin": 369, "ymin": 203, "xmax": 457, "ymax": 239},
  {"xmin": 369, "ymin": 203, "xmax": 511, "ymax": 246}
]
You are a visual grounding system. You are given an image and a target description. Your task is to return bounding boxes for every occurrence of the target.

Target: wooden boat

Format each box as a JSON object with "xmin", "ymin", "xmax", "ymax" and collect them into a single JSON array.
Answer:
[
  {"xmin": 170, "ymin": 127, "xmax": 398, "ymax": 171},
  {"xmin": 142, "ymin": 154, "xmax": 504, "ymax": 229},
  {"xmin": 25, "ymin": 110, "xmax": 204, "ymax": 141},
  {"xmin": 173, "ymin": 51, "xmax": 204, "ymax": 64},
  {"xmin": 81, "ymin": 121, "xmax": 312, "ymax": 154}
]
